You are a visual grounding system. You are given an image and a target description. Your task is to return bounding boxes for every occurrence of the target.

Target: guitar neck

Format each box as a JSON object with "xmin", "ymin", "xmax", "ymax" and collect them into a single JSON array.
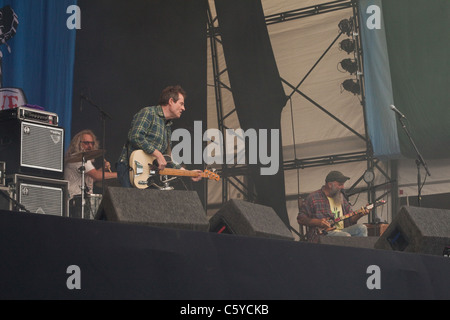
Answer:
[
  {"xmin": 333, "ymin": 201, "xmax": 385, "ymax": 223},
  {"xmin": 159, "ymin": 168, "xmax": 201, "ymax": 178},
  {"xmin": 333, "ymin": 208, "xmax": 368, "ymax": 223}
]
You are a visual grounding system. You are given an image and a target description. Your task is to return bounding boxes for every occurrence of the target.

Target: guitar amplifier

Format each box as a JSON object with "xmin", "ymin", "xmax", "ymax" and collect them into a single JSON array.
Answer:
[
  {"xmin": 6, "ymin": 174, "xmax": 69, "ymax": 217},
  {"xmin": 0, "ymin": 106, "xmax": 59, "ymax": 126},
  {"xmin": 0, "ymin": 119, "xmax": 64, "ymax": 179}
]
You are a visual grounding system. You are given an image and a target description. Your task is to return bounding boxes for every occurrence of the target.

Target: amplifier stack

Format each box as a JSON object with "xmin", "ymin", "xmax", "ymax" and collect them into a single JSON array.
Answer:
[{"xmin": 0, "ymin": 106, "xmax": 68, "ymax": 217}]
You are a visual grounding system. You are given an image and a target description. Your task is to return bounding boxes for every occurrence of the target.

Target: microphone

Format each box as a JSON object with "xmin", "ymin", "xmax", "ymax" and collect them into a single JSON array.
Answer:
[
  {"xmin": 341, "ymin": 189, "xmax": 349, "ymax": 202},
  {"xmin": 390, "ymin": 104, "xmax": 406, "ymax": 118}
]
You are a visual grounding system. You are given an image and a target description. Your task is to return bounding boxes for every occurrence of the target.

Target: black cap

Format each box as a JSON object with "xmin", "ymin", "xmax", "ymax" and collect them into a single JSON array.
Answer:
[{"xmin": 326, "ymin": 171, "xmax": 350, "ymax": 183}]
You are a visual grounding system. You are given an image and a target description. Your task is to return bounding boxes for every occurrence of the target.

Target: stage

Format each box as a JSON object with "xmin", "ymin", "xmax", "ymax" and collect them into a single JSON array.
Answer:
[{"xmin": 0, "ymin": 209, "xmax": 449, "ymax": 300}]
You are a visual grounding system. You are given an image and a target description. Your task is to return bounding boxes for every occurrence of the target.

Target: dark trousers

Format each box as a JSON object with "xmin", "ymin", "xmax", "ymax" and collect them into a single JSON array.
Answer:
[{"xmin": 116, "ymin": 162, "xmax": 132, "ymax": 188}]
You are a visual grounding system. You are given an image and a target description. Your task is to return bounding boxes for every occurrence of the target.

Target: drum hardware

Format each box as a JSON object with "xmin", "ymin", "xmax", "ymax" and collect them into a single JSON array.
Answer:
[
  {"xmin": 65, "ymin": 149, "xmax": 105, "ymax": 163},
  {"xmin": 160, "ymin": 175, "xmax": 176, "ymax": 191},
  {"xmin": 149, "ymin": 175, "xmax": 177, "ymax": 191},
  {"xmin": 66, "ymin": 149, "xmax": 105, "ymax": 219},
  {"xmin": 70, "ymin": 193, "xmax": 102, "ymax": 219}
]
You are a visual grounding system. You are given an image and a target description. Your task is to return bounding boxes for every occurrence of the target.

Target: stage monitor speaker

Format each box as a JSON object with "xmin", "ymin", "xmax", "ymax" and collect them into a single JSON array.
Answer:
[
  {"xmin": 96, "ymin": 187, "xmax": 209, "ymax": 232},
  {"xmin": 374, "ymin": 206, "xmax": 450, "ymax": 256},
  {"xmin": 7, "ymin": 174, "xmax": 69, "ymax": 217},
  {"xmin": 209, "ymin": 199, "xmax": 294, "ymax": 241},
  {"xmin": 0, "ymin": 119, "xmax": 64, "ymax": 179},
  {"xmin": 318, "ymin": 236, "xmax": 379, "ymax": 249}
]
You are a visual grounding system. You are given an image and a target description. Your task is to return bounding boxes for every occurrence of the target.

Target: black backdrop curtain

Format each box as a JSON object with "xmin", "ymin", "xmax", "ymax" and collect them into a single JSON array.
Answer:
[
  {"xmin": 71, "ymin": 0, "xmax": 207, "ymax": 200},
  {"xmin": 214, "ymin": 0, "xmax": 289, "ymax": 225}
]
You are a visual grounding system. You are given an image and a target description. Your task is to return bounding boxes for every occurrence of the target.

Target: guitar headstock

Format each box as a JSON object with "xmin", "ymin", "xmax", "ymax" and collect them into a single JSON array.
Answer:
[
  {"xmin": 204, "ymin": 170, "xmax": 220, "ymax": 181},
  {"xmin": 375, "ymin": 199, "xmax": 387, "ymax": 207},
  {"xmin": 366, "ymin": 199, "xmax": 387, "ymax": 210}
]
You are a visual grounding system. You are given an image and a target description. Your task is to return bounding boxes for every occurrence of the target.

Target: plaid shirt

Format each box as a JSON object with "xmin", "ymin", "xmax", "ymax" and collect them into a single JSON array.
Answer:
[
  {"xmin": 298, "ymin": 187, "xmax": 353, "ymax": 242},
  {"xmin": 118, "ymin": 105, "xmax": 181, "ymax": 168}
]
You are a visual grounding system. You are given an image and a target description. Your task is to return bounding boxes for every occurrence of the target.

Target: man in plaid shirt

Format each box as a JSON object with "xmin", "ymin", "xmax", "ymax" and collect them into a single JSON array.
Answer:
[
  {"xmin": 297, "ymin": 170, "xmax": 368, "ymax": 242},
  {"xmin": 116, "ymin": 85, "xmax": 202, "ymax": 188}
]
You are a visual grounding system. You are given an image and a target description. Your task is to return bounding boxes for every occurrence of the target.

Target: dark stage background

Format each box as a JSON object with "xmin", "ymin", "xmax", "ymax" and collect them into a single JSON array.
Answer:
[{"xmin": 71, "ymin": 0, "xmax": 208, "ymax": 201}]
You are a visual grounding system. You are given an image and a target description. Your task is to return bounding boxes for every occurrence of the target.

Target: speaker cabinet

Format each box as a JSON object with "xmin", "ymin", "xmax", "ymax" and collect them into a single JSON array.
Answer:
[
  {"xmin": 97, "ymin": 187, "xmax": 209, "ymax": 231},
  {"xmin": 375, "ymin": 206, "xmax": 450, "ymax": 256},
  {"xmin": 7, "ymin": 174, "xmax": 69, "ymax": 217},
  {"xmin": 209, "ymin": 199, "xmax": 294, "ymax": 241},
  {"xmin": 0, "ymin": 119, "xmax": 64, "ymax": 179}
]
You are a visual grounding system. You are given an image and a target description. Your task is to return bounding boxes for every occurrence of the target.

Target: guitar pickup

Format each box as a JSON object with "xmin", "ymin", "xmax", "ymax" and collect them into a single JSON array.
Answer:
[{"xmin": 134, "ymin": 161, "xmax": 143, "ymax": 175}]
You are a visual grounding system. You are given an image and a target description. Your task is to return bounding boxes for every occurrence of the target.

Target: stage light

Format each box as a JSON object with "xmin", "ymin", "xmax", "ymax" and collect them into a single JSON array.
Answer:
[
  {"xmin": 338, "ymin": 18, "xmax": 353, "ymax": 36},
  {"xmin": 339, "ymin": 58, "xmax": 358, "ymax": 75},
  {"xmin": 342, "ymin": 79, "xmax": 360, "ymax": 95},
  {"xmin": 339, "ymin": 39, "xmax": 355, "ymax": 54}
]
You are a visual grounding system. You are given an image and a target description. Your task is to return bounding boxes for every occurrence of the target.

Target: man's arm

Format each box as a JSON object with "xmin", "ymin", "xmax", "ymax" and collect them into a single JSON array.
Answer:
[
  {"xmin": 128, "ymin": 108, "xmax": 167, "ymax": 170},
  {"xmin": 297, "ymin": 198, "xmax": 332, "ymax": 229},
  {"xmin": 86, "ymin": 169, "xmax": 117, "ymax": 181},
  {"xmin": 151, "ymin": 149, "xmax": 167, "ymax": 170},
  {"xmin": 128, "ymin": 108, "xmax": 158, "ymax": 153},
  {"xmin": 297, "ymin": 214, "xmax": 333, "ymax": 230}
]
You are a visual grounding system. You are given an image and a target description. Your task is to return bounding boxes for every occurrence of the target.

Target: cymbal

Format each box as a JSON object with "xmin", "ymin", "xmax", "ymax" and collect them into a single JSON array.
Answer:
[{"xmin": 66, "ymin": 149, "xmax": 105, "ymax": 163}]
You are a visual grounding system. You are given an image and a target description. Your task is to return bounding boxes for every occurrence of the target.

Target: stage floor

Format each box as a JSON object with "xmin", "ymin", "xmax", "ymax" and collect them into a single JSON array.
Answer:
[{"xmin": 0, "ymin": 209, "xmax": 449, "ymax": 300}]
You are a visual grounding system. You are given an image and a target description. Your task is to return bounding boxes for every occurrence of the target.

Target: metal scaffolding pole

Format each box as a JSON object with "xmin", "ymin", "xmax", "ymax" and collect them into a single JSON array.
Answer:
[{"xmin": 206, "ymin": 0, "xmax": 395, "ymax": 215}]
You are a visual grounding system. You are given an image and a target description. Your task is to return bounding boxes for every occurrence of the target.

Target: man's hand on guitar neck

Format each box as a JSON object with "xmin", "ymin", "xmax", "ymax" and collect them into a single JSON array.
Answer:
[
  {"xmin": 179, "ymin": 167, "xmax": 203, "ymax": 182},
  {"xmin": 350, "ymin": 206, "xmax": 370, "ymax": 224}
]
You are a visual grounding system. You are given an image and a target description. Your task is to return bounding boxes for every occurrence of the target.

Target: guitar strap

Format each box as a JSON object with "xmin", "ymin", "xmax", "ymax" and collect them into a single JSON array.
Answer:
[
  {"xmin": 166, "ymin": 136, "xmax": 172, "ymax": 157},
  {"xmin": 165, "ymin": 124, "xmax": 176, "ymax": 168},
  {"xmin": 125, "ymin": 140, "xmax": 133, "ymax": 172}
]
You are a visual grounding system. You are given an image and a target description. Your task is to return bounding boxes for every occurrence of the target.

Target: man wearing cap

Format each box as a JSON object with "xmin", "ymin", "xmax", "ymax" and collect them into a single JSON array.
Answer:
[{"xmin": 297, "ymin": 170, "xmax": 368, "ymax": 242}]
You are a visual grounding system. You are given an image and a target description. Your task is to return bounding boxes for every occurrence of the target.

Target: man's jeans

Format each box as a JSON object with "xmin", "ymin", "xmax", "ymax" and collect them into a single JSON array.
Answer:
[
  {"xmin": 116, "ymin": 162, "xmax": 132, "ymax": 188},
  {"xmin": 326, "ymin": 223, "xmax": 368, "ymax": 237}
]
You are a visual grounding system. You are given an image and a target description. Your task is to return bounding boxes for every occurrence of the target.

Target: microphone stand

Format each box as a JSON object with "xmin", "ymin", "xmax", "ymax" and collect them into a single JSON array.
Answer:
[
  {"xmin": 0, "ymin": 188, "xmax": 31, "ymax": 213},
  {"xmin": 396, "ymin": 114, "xmax": 431, "ymax": 207},
  {"xmin": 80, "ymin": 94, "xmax": 113, "ymax": 196}
]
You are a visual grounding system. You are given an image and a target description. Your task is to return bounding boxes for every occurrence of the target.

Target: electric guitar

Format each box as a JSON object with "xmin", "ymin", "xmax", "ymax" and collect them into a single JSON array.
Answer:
[
  {"xmin": 129, "ymin": 150, "xmax": 220, "ymax": 189},
  {"xmin": 318, "ymin": 200, "xmax": 386, "ymax": 235}
]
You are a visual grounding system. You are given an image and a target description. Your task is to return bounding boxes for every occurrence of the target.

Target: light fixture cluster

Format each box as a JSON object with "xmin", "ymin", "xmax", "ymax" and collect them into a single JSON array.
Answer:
[{"xmin": 338, "ymin": 18, "xmax": 361, "ymax": 95}]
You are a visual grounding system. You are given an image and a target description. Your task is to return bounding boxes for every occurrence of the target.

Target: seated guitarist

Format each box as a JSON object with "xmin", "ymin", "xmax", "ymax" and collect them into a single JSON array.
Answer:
[
  {"xmin": 297, "ymin": 171, "xmax": 368, "ymax": 242},
  {"xmin": 116, "ymin": 85, "xmax": 202, "ymax": 188}
]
